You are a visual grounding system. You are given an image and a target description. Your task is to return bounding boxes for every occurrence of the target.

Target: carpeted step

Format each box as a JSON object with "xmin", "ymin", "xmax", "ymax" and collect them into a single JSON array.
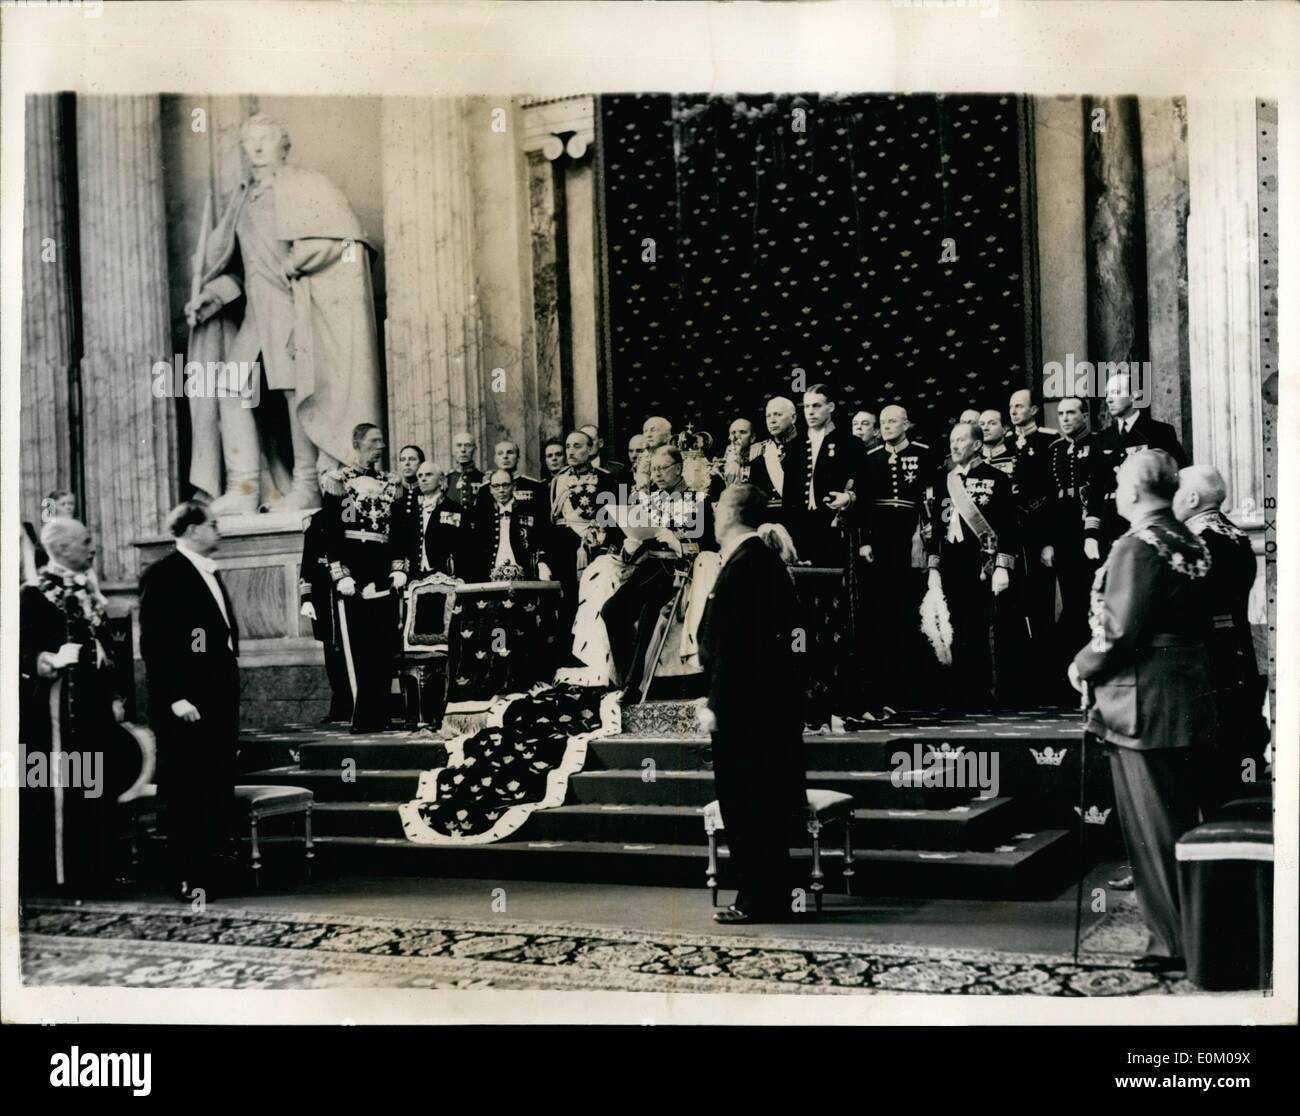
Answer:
[
  {"xmin": 294, "ymin": 829, "xmax": 1074, "ymax": 897},
  {"xmin": 296, "ymin": 739, "xmax": 449, "ymax": 771},
  {"xmin": 245, "ymin": 766, "xmax": 423, "ymax": 802},
  {"xmin": 303, "ymin": 795, "xmax": 1020, "ymax": 850},
  {"xmin": 567, "ymin": 768, "xmax": 975, "ymax": 810}
]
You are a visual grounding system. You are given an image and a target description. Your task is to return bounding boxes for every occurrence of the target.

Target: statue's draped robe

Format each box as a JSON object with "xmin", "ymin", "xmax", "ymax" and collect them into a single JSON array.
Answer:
[{"xmin": 187, "ymin": 165, "xmax": 383, "ymax": 496}]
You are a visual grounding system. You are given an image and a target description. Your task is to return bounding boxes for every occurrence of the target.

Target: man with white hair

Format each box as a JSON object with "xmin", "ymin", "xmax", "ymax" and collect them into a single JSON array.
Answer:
[
  {"xmin": 642, "ymin": 416, "xmax": 674, "ymax": 453},
  {"xmin": 852, "ymin": 410, "xmax": 881, "ymax": 452},
  {"xmin": 1173, "ymin": 464, "xmax": 1268, "ymax": 814},
  {"xmin": 1070, "ymin": 449, "xmax": 1212, "ymax": 974},
  {"xmin": 749, "ymin": 396, "xmax": 800, "ymax": 511},
  {"xmin": 926, "ymin": 422, "xmax": 1018, "ymax": 706},
  {"xmin": 447, "ymin": 431, "xmax": 484, "ymax": 509},
  {"xmin": 1086, "ymin": 373, "xmax": 1187, "ymax": 559},
  {"xmin": 860, "ymin": 403, "xmax": 936, "ymax": 714},
  {"xmin": 20, "ymin": 518, "xmax": 131, "ymax": 894},
  {"xmin": 414, "ymin": 461, "xmax": 466, "ymax": 577}
]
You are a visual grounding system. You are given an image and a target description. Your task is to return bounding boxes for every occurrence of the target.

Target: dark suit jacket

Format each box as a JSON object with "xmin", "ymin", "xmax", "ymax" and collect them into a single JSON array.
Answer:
[
  {"xmin": 1072, "ymin": 509, "xmax": 1213, "ymax": 750},
  {"xmin": 1191, "ymin": 511, "xmax": 1259, "ymax": 686},
  {"xmin": 138, "ymin": 549, "xmax": 240, "ymax": 737},
  {"xmin": 417, "ymin": 496, "xmax": 469, "ymax": 578},
  {"xmin": 780, "ymin": 425, "xmax": 869, "ymax": 530},
  {"xmin": 1088, "ymin": 412, "xmax": 1188, "ymax": 545},
  {"xmin": 462, "ymin": 498, "xmax": 552, "ymax": 582}
]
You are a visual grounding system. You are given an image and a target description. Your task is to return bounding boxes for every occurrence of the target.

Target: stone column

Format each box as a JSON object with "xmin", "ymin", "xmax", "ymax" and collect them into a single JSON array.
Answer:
[
  {"xmin": 1186, "ymin": 97, "xmax": 1264, "ymax": 522},
  {"xmin": 20, "ymin": 95, "xmax": 76, "ymax": 526},
  {"xmin": 1083, "ymin": 96, "xmax": 1149, "ymax": 389},
  {"xmin": 381, "ymin": 97, "xmax": 483, "ymax": 469},
  {"xmin": 75, "ymin": 95, "xmax": 176, "ymax": 586}
]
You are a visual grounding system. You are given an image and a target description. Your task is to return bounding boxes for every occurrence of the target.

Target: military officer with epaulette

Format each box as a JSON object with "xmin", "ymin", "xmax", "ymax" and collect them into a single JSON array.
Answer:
[
  {"xmin": 446, "ymin": 430, "xmax": 485, "ymax": 509},
  {"xmin": 1046, "ymin": 396, "xmax": 1102, "ymax": 674},
  {"xmin": 1008, "ymin": 389, "xmax": 1063, "ymax": 687},
  {"xmin": 979, "ymin": 409, "xmax": 1018, "ymax": 479},
  {"xmin": 1085, "ymin": 371, "xmax": 1187, "ymax": 560},
  {"xmin": 926, "ymin": 421, "xmax": 1019, "ymax": 707},
  {"xmin": 859, "ymin": 404, "xmax": 936, "ymax": 715},
  {"xmin": 321, "ymin": 422, "xmax": 415, "ymax": 734}
]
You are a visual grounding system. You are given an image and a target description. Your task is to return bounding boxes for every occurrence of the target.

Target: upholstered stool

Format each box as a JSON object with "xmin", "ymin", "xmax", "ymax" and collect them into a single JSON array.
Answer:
[
  {"xmin": 1176, "ymin": 817, "xmax": 1273, "ymax": 992},
  {"xmin": 703, "ymin": 788, "xmax": 856, "ymax": 911},
  {"xmin": 234, "ymin": 785, "xmax": 315, "ymax": 887}
]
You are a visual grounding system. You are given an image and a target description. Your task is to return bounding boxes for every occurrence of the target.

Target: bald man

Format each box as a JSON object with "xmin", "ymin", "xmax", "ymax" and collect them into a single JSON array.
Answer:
[
  {"xmin": 1174, "ymin": 465, "xmax": 1268, "ymax": 814},
  {"xmin": 447, "ymin": 430, "xmax": 484, "ymax": 509},
  {"xmin": 859, "ymin": 404, "xmax": 937, "ymax": 713},
  {"xmin": 642, "ymin": 416, "xmax": 673, "ymax": 452},
  {"xmin": 748, "ymin": 396, "xmax": 799, "ymax": 513},
  {"xmin": 1086, "ymin": 373, "xmax": 1187, "ymax": 560},
  {"xmin": 1070, "ymin": 450, "xmax": 1213, "ymax": 973}
]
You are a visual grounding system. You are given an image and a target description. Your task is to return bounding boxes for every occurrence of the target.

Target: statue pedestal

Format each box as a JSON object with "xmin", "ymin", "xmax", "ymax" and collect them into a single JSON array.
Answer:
[{"xmin": 133, "ymin": 510, "xmax": 330, "ymax": 729}]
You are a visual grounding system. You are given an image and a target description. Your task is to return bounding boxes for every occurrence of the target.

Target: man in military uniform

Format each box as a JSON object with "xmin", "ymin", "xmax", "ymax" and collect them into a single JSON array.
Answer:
[
  {"xmin": 1008, "ymin": 389, "xmax": 1063, "ymax": 689},
  {"xmin": 1173, "ymin": 464, "xmax": 1268, "ymax": 815},
  {"xmin": 300, "ymin": 509, "xmax": 352, "ymax": 723},
  {"xmin": 321, "ymin": 422, "xmax": 414, "ymax": 733},
  {"xmin": 1086, "ymin": 372, "xmax": 1187, "ymax": 560},
  {"xmin": 463, "ymin": 470, "xmax": 554, "ymax": 583},
  {"xmin": 852, "ymin": 409, "xmax": 881, "ymax": 452},
  {"xmin": 722, "ymin": 417, "xmax": 757, "ymax": 487},
  {"xmin": 1070, "ymin": 449, "xmax": 1213, "ymax": 973},
  {"xmin": 781, "ymin": 384, "xmax": 867, "ymax": 567},
  {"xmin": 413, "ymin": 461, "xmax": 466, "ymax": 578},
  {"xmin": 1047, "ymin": 396, "xmax": 1102, "ymax": 676},
  {"xmin": 550, "ymin": 429, "xmax": 618, "ymax": 628},
  {"xmin": 395, "ymin": 444, "xmax": 426, "ymax": 527},
  {"xmin": 978, "ymin": 409, "xmax": 1017, "ymax": 477},
  {"xmin": 860, "ymin": 404, "xmax": 935, "ymax": 714},
  {"xmin": 926, "ymin": 421, "xmax": 1018, "ymax": 706},
  {"xmin": 446, "ymin": 430, "xmax": 485, "ymax": 509},
  {"xmin": 603, "ymin": 445, "xmax": 716, "ymax": 700},
  {"xmin": 748, "ymin": 396, "xmax": 800, "ymax": 517},
  {"xmin": 476, "ymin": 439, "xmax": 546, "ymax": 507}
]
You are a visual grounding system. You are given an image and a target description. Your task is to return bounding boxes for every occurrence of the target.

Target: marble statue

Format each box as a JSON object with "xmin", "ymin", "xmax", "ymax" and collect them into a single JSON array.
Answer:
[{"xmin": 184, "ymin": 113, "xmax": 384, "ymax": 515}]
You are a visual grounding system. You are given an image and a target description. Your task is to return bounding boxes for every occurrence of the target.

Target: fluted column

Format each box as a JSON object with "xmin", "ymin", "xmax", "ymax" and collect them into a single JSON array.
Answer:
[
  {"xmin": 381, "ymin": 97, "xmax": 483, "ymax": 466},
  {"xmin": 76, "ymin": 95, "xmax": 176, "ymax": 586},
  {"xmin": 20, "ymin": 95, "xmax": 76, "ymax": 527},
  {"xmin": 1186, "ymin": 97, "xmax": 1264, "ymax": 526}
]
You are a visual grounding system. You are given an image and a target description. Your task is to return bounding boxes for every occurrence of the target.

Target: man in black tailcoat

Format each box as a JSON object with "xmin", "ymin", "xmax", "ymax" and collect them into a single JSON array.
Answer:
[
  {"xmin": 698, "ymin": 484, "xmax": 807, "ymax": 925},
  {"xmin": 1174, "ymin": 464, "xmax": 1269, "ymax": 815},
  {"xmin": 139, "ymin": 501, "xmax": 241, "ymax": 899},
  {"xmin": 462, "ymin": 469, "xmax": 555, "ymax": 583}
]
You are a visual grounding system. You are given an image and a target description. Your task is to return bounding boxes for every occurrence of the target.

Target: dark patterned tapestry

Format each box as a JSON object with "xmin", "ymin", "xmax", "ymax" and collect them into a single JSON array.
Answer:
[{"xmin": 600, "ymin": 93, "xmax": 1035, "ymax": 449}]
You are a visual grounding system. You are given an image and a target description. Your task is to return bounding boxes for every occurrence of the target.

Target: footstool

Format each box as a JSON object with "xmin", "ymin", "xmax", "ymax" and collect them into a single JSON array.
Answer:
[
  {"xmin": 703, "ymin": 788, "xmax": 856, "ymax": 911},
  {"xmin": 235, "ymin": 785, "xmax": 316, "ymax": 888},
  {"xmin": 1176, "ymin": 817, "xmax": 1273, "ymax": 991}
]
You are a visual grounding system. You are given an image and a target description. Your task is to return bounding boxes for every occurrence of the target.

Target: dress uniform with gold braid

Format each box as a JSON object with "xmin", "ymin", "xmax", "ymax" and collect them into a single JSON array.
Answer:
[
  {"xmin": 1049, "ymin": 430, "xmax": 1102, "ymax": 672},
  {"xmin": 446, "ymin": 466, "xmax": 485, "ymax": 511},
  {"xmin": 926, "ymin": 458, "xmax": 1019, "ymax": 706},
  {"xmin": 321, "ymin": 464, "xmax": 414, "ymax": 733},
  {"xmin": 862, "ymin": 436, "xmax": 937, "ymax": 707},
  {"xmin": 1010, "ymin": 425, "xmax": 1063, "ymax": 685}
]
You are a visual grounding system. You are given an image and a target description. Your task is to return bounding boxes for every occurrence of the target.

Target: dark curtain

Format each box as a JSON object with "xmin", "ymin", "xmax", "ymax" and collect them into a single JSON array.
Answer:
[{"xmin": 600, "ymin": 92, "xmax": 1034, "ymax": 451}]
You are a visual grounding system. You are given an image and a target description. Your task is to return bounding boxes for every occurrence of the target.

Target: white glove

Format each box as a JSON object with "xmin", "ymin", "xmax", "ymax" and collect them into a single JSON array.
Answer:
[
  {"xmin": 858, "ymin": 544, "xmax": 874, "ymax": 563},
  {"xmin": 390, "ymin": 571, "xmax": 408, "ymax": 591},
  {"xmin": 1083, "ymin": 538, "xmax": 1100, "ymax": 561},
  {"xmin": 171, "ymin": 699, "xmax": 201, "ymax": 723},
  {"xmin": 300, "ymin": 601, "xmax": 317, "ymax": 621},
  {"xmin": 696, "ymin": 703, "xmax": 718, "ymax": 734},
  {"xmin": 337, "ymin": 576, "xmax": 357, "ymax": 597},
  {"xmin": 1040, "ymin": 545, "xmax": 1055, "ymax": 568},
  {"xmin": 537, "ymin": 562, "xmax": 553, "ymax": 582},
  {"xmin": 52, "ymin": 642, "xmax": 82, "ymax": 668},
  {"xmin": 927, "ymin": 569, "xmax": 942, "ymax": 593},
  {"xmin": 991, "ymin": 567, "xmax": 1010, "ymax": 596},
  {"xmin": 1068, "ymin": 662, "xmax": 1084, "ymax": 694}
]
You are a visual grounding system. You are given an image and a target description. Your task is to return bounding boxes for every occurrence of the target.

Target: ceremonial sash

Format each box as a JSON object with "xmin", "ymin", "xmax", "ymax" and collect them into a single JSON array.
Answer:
[{"xmin": 946, "ymin": 469, "xmax": 999, "ymax": 573}]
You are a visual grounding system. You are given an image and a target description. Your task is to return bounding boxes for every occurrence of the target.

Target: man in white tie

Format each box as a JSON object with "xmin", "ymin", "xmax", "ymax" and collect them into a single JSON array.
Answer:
[
  {"xmin": 414, "ymin": 462, "xmax": 464, "ymax": 577},
  {"xmin": 466, "ymin": 470, "xmax": 552, "ymax": 582},
  {"xmin": 139, "ymin": 502, "xmax": 241, "ymax": 899}
]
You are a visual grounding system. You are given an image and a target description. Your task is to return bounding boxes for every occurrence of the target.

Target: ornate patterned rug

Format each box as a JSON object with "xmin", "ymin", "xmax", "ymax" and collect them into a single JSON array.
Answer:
[{"xmin": 21, "ymin": 900, "xmax": 1190, "ymax": 995}]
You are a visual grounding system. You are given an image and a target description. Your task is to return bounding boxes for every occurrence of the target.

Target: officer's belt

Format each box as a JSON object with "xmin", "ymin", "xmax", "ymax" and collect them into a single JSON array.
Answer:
[
  {"xmin": 344, "ymin": 529, "xmax": 389, "ymax": 544},
  {"xmin": 874, "ymin": 498, "xmax": 919, "ymax": 509},
  {"xmin": 1149, "ymin": 633, "xmax": 1201, "ymax": 648}
]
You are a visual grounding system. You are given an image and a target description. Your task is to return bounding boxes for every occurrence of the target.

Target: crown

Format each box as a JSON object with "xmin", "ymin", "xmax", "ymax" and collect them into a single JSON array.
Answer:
[
  {"xmin": 1074, "ymin": 805, "xmax": 1113, "ymax": 825},
  {"xmin": 674, "ymin": 423, "xmax": 714, "ymax": 457},
  {"xmin": 1030, "ymin": 745, "xmax": 1068, "ymax": 766},
  {"xmin": 925, "ymin": 742, "xmax": 966, "ymax": 756}
]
